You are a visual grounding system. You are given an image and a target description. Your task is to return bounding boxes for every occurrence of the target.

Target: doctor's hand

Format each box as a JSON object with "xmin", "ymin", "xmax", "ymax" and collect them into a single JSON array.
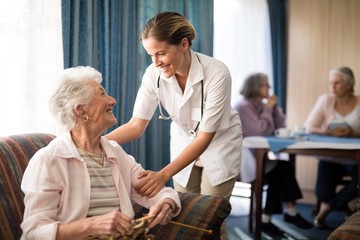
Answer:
[{"xmin": 136, "ymin": 170, "xmax": 168, "ymax": 197}]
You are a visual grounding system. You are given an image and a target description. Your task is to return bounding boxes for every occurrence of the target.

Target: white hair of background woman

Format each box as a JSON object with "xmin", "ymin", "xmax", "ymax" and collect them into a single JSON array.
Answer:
[{"xmin": 329, "ymin": 66, "xmax": 355, "ymax": 92}]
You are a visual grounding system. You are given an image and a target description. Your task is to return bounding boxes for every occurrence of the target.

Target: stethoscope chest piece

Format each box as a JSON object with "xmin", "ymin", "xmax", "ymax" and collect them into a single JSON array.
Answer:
[
  {"xmin": 157, "ymin": 53, "xmax": 204, "ymax": 142},
  {"xmin": 188, "ymin": 129, "xmax": 197, "ymax": 141}
]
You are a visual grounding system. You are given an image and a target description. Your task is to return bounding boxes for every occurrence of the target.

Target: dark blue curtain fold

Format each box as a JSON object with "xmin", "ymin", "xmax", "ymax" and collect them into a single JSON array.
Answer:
[
  {"xmin": 267, "ymin": 0, "xmax": 288, "ymax": 113},
  {"xmin": 61, "ymin": 0, "xmax": 213, "ymax": 173}
]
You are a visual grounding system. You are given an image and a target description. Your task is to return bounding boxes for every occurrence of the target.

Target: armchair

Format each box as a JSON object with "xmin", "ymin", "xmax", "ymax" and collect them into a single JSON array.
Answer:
[
  {"xmin": 328, "ymin": 200, "xmax": 360, "ymax": 240},
  {"xmin": 0, "ymin": 133, "xmax": 231, "ymax": 240}
]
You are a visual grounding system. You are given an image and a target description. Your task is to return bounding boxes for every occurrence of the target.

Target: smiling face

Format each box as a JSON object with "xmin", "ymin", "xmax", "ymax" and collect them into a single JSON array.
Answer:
[
  {"xmin": 142, "ymin": 37, "xmax": 189, "ymax": 79},
  {"xmin": 84, "ymin": 80, "xmax": 117, "ymax": 132},
  {"xmin": 329, "ymin": 73, "xmax": 351, "ymax": 98}
]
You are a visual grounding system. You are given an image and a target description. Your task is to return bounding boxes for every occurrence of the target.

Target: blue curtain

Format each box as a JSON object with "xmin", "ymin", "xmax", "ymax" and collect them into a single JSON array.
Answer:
[
  {"xmin": 267, "ymin": 0, "xmax": 288, "ymax": 112},
  {"xmin": 61, "ymin": 0, "xmax": 213, "ymax": 174}
]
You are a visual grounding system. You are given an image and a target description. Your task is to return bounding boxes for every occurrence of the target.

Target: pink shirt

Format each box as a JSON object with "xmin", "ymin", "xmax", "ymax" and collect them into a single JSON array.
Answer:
[
  {"xmin": 21, "ymin": 133, "xmax": 181, "ymax": 240},
  {"xmin": 305, "ymin": 94, "xmax": 360, "ymax": 133}
]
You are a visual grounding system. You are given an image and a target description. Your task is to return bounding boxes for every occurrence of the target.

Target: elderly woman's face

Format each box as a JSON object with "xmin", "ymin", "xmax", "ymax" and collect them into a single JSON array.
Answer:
[
  {"xmin": 84, "ymin": 80, "xmax": 117, "ymax": 130},
  {"xmin": 259, "ymin": 79, "xmax": 270, "ymax": 99},
  {"xmin": 329, "ymin": 73, "xmax": 351, "ymax": 98}
]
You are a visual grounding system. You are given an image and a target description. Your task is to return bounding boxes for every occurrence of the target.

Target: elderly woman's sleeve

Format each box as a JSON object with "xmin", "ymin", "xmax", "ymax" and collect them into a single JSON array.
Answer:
[
  {"xmin": 153, "ymin": 187, "xmax": 181, "ymax": 216},
  {"xmin": 273, "ymin": 107, "xmax": 286, "ymax": 128},
  {"xmin": 305, "ymin": 95, "xmax": 329, "ymax": 133},
  {"xmin": 128, "ymin": 161, "xmax": 181, "ymax": 216},
  {"xmin": 237, "ymin": 101, "xmax": 276, "ymax": 136},
  {"xmin": 21, "ymin": 152, "xmax": 62, "ymax": 240},
  {"xmin": 133, "ymin": 179, "xmax": 181, "ymax": 216}
]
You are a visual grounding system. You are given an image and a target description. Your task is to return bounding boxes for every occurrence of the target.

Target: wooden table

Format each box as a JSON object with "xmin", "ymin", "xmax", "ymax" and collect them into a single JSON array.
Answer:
[{"xmin": 243, "ymin": 135, "xmax": 360, "ymax": 240}]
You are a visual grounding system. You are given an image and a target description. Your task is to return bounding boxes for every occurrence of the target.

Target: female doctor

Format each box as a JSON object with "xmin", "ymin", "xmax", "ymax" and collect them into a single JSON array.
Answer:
[{"xmin": 106, "ymin": 12, "xmax": 242, "ymax": 201}]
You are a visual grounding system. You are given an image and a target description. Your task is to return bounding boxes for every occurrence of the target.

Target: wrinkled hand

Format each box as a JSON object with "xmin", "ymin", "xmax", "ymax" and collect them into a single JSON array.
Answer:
[
  {"xmin": 147, "ymin": 200, "xmax": 174, "ymax": 228},
  {"xmin": 136, "ymin": 170, "xmax": 168, "ymax": 197},
  {"xmin": 89, "ymin": 210, "xmax": 133, "ymax": 236}
]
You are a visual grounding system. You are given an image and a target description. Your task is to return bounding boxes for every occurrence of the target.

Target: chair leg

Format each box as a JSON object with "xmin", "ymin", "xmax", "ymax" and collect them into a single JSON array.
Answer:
[{"xmin": 249, "ymin": 182, "xmax": 255, "ymax": 233}]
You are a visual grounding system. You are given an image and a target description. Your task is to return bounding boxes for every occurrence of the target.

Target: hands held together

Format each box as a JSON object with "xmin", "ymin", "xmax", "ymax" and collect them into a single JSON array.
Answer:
[
  {"xmin": 86, "ymin": 168, "xmax": 174, "ymax": 237},
  {"xmin": 265, "ymin": 95, "xmax": 278, "ymax": 109},
  {"xmin": 327, "ymin": 126, "xmax": 359, "ymax": 137},
  {"xmin": 87, "ymin": 199, "xmax": 175, "ymax": 237}
]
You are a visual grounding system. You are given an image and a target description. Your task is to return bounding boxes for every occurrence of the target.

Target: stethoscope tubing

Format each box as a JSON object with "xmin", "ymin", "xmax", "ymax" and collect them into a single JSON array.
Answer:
[{"xmin": 157, "ymin": 75, "xmax": 204, "ymax": 140}]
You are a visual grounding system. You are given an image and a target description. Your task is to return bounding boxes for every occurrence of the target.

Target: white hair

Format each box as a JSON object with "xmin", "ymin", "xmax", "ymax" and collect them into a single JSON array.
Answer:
[
  {"xmin": 49, "ymin": 66, "xmax": 103, "ymax": 131},
  {"xmin": 329, "ymin": 66, "xmax": 355, "ymax": 92}
]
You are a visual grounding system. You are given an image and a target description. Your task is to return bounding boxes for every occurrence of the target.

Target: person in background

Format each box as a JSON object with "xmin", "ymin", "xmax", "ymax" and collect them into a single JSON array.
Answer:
[
  {"xmin": 305, "ymin": 66, "xmax": 360, "ymax": 229},
  {"xmin": 235, "ymin": 73, "xmax": 312, "ymax": 236},
  {"xmin": 21, "ymin": 66, "xmax": 180, "ymax": 240}
]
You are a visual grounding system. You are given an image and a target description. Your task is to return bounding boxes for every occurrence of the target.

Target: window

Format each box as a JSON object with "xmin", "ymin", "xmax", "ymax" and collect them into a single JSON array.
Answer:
[
  {"xmin": 0, "ymin": 0, "xmax": 63, "ymax": 136},
  {"xmin": 213, "ymin": 0, "xmax": 273, "ymax": 105}
]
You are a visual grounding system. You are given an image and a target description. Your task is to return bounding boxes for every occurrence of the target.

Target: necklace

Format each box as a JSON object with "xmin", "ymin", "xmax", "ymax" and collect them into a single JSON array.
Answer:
[{"xmin": 71, "ymin": 136, "xmax": 105, "ymax": 167}]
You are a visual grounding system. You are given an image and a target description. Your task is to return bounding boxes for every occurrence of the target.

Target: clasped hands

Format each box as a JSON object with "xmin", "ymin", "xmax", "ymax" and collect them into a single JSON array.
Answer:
[
  {"xmin": 88, "ymin": 199, "xmax": 174, "ymax": 237},
  {"xmin": 327, "ymin": 126, "xmax": 357, "ymax": 137}
]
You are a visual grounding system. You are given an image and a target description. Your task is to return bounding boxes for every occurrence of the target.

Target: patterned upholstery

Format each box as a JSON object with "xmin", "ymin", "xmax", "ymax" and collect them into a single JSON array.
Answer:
[
  {"xmin": 328, "ymin": 201, "xmax": 360, "ymax": 240},
  {"xmin": 0, "ymin": 133, "xmax": 55, "ymax": 240},
  {"xmin": 134, "ymin": 192, "xmax": 231, "ymax": 240},
  {"xmin": 0, "ymin": 133, "xmax": 231, "ymax": 240}
]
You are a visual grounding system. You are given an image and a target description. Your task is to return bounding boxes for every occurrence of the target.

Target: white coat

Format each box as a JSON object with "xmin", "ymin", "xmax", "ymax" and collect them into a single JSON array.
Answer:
[{"xmin": 133, "ymin": 50, "xmax": 242, "ymax": 187}]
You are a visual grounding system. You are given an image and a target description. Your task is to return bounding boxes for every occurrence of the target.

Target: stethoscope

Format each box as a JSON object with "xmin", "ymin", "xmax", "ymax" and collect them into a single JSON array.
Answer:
[{"xmin": 157, "ymin": 75, "xmax": 204, "ymax": 141}]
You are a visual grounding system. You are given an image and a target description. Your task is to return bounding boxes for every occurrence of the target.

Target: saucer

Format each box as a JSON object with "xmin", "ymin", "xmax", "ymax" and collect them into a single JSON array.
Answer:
[{"xmin": 275, "ymin": 135, "xmax": 293, "ymax": 139}]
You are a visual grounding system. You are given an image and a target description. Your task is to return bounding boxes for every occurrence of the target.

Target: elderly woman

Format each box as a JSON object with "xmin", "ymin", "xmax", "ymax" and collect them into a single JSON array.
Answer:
[
  {"xmin": 21, "ymin": 66, "xmax": 180, "ymax": 240},
  {"xmin": 234, "ymin": 73, "xmax": 311, "ymax": 236},
  {"xmin": 305, "ymin": 66, "xmax": 360, "ymax": 228}
]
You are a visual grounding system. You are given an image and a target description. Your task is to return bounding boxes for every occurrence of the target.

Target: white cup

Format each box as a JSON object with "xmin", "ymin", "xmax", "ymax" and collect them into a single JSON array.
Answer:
[
  {"xmin": 275, "ymin": 128, "xmax": 291, "ymax": 138},
  {"xmin": 294, "ymin": 125, "xmax": 306, "ymax": 135}
]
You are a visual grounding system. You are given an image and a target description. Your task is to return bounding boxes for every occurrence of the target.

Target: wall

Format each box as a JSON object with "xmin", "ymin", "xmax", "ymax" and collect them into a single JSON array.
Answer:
[{"xmin": 287, "ymin": 0, "xmax": 360, "ymax": 203}]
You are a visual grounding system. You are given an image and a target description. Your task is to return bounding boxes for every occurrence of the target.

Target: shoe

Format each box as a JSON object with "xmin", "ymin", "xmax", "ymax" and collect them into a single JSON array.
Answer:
[
  {"xmin": 261, "ymin": 221, "xmax": 285, "ymax": 236},
  {"xmin": 313, "ymin": 218, "xmax": 327, "ymax": 229},
  {"xmin": 284, "ymin": 213, "xmax": 313, "ymax": 229}
]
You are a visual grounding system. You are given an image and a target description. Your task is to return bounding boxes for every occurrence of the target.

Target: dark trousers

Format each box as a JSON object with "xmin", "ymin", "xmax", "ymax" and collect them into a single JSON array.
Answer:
[
  {"xmin": 315, "ymin": 161, "xmax": 358, "ymax": 211},
  {"xmin": 264, "ymin": 160, "xmax": 303, "ymax": 215}
]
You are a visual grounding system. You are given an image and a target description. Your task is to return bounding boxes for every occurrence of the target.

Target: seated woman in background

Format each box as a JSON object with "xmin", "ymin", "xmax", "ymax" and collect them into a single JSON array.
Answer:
[
  {"xmin": 21, "ymin": 66, "xmax": 180, "ymax": 240},
  {"xmin": 234, "ymin": 73, "xmax": 312, "ymax": 236},
  {"xmin": 305, "ymin": 66, "xmax": 360, "ymax": 229}
]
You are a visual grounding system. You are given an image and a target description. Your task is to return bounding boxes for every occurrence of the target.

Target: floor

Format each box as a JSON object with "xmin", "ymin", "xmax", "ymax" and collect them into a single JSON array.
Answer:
[{"xmin": 226, "ymin": 183, "xmax": 346, "ymax": 240}]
